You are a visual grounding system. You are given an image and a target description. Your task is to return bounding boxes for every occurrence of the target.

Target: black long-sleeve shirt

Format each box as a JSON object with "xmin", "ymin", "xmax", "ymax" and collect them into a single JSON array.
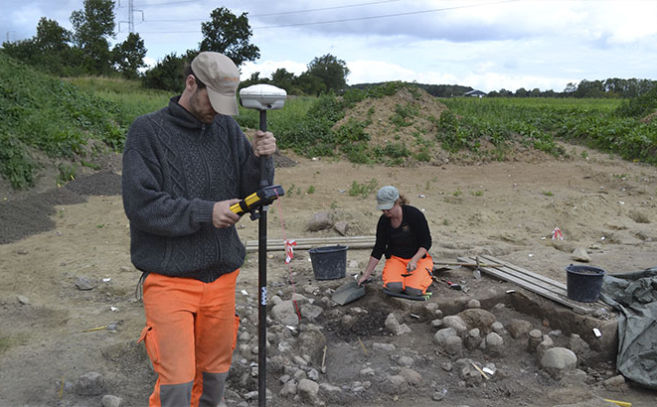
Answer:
[{"xmin": 371, "ymin": 205, "xmax": 432, "ymax": 260}]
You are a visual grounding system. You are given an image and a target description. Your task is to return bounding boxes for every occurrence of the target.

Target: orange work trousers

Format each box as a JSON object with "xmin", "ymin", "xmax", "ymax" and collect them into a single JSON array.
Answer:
[
  {"xmin": 382, "ymin": 254, "xmax": 434, "ymax": 295},
  {"xmin": 139, "ymin": 271, "xmax": 240, "ymax": 407}
]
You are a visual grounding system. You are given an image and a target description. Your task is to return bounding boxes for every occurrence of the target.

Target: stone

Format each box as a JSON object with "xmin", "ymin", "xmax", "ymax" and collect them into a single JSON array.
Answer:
[
  {"xmin": 360, "ymin": 367, "xmax": 376, "ymax": 376},
  {"xmin": 75, "ymin": 372, "xmax": 105, "ymax": 396},
  {"xmin": 572, "ymin": 247, "xmax": 591, "ymax": 262},
  {"xmin": 442, "ymin": 315, "xmax": 468, "ymax": 335},
  {"xmin": 465, "ymin": 328, "xmax": 482, "ymax": 351},
  {"xmin": 307, "ymin": 212, "xmax": 333, "ymax": 231},
  {"xmin": 385, "ymin": 313, "xmax": 411, "ymax": 335},
  {"xmin": 528, "ymin": 329, "xmax": 543, "ymax": 353},
  {"xmin": 549, "ymin": 329, "xmax": 563, "ymax": 338},
  {"xmin": 299, "ymin": 303, "xmax": 324, "ymax": 321},
  {"xmin": 467, "ymin": 299, "xmax": 481, "ymax": 309},
  {"xmin": 560, "ymin": 369, "xmax": 588, "ymax": 386},
  {"xmin": 278, "ymin": 374, "xmax": 291, "ymax": 384},
  {"xmin": 297, "ymin": 326, "xmax": 327, "ymax": 366},
  {"xmin": 319, "ymin": 383, "xmax": 343, "ymax": 394},
  {"xmin": 457, "ymin": 360, "xmax": 483, "ymax": 387},
  {"xmin": 293, "ymin": 357, "xmax": 308, "ymax": 368},
  {"xmin": 569, "ymin": 333, "xmax": 591, "ymax": 358},
  {"xmin": 540, "ymin": 347, "xmax": 578, "ymax": 380},
  {"xmin": 397, "ymin": 356, "xmax": 414, "ymax": 367},
  {"xmin": 372, "ymin": 342, "xmax": 396, "ymax": 352},
  {"xmin": 485, "ymin": 332, "xmax": 504, "ymax": 357},
  {"xmin": 537, "ymin": 335, "xmax": 554, "ymax": 362},
  {"xmin": 399, "ymin": 368, "xmax": 423, "ymax": 386},
  {"xmin": 297, "ymin": 378, "xmax": 319, "ymax": 398},
  {"xmin": 507, "ymin": 319, "xmax": 533, "ymax": 339},
  {"xmin": 491, "ymin": 321, "xmax": 505, "ymax": 335},
  {"xmin": 75, "ymin": 276, "xmax": 97, "ymax": 291},
  {"xmin": 16, "ymin": 295, "xmax": 29, "ymax": 305},
  {"xmin": 279, "ymin": 380, "xmax": 297, "ymax": 397},
  {"xmin": 384, "ymin": 375, "xmax": 408, "ymax": 394},
  {"xmin": 271, "ymin": 300, "xmax": 301, "ymax": 326},
  {"xmin": 433, "ymin": 389, "xmax": 447, "ymax": 401},
  {"xmin": 334, "ymin": 221, "xmax": 349, "ymax": 236},
  {"xmin": 307, "ymin": 368, "xmax": 319, "ymax": 381},
  {"xmin": 445, "ymin": 336, "xmax": 463, "ymax": 358},
  {"xmin": 433, "ymin": 327, "xmax": 457, "ymax": 347},
  {"xmin": 458, "ymin": 309, "xmax": 496, "ymax": 333},
  {"xmin": 101, "ymin": 395, "xmax": 123, "ymax": 407},
  {"xmin": 603, "ymin": 374, "xmax": 627, "ymax": 392},
  {"xmin": 431, "ymin": 319, "xmax": 443, "ymax": 329}
]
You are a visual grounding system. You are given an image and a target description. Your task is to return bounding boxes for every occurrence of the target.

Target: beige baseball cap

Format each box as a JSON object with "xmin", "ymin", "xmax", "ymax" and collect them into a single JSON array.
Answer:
[{"xmin": 191, "ymin": 52, "xmax": 240, "ymax": 116}]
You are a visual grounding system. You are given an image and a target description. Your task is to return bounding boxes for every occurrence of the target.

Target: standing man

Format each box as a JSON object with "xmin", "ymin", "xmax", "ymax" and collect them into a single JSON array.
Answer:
[{"xmin": 122, "ymin": 52, "xmax": 277, "ymax": 407}]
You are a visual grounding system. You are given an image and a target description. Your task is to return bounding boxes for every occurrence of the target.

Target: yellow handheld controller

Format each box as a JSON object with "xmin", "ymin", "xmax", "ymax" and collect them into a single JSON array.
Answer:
[{"xmin": 230, "ymin": 185, "xmax": 285, "ymax": 216}]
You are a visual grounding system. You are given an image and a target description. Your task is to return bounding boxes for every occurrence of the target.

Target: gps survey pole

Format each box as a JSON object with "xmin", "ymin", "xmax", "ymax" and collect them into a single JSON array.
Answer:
[{"xmin": 239, "ymin": 84, "xmax": 287, "ymax": 407}]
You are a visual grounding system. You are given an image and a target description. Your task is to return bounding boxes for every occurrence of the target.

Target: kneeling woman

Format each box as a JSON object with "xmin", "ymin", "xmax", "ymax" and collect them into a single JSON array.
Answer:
[{"xmin": 358, "ymin": 186, "xmax": 433, "ymax": 296}]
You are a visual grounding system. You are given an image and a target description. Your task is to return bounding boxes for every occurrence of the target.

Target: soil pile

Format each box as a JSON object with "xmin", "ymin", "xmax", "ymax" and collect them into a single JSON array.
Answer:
[{"xmin": 335, "ymin": 86, "xmax": 447, "ymax": 151}]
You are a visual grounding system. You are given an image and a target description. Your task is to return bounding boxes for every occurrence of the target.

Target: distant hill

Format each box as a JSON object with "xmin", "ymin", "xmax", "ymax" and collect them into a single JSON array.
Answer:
[{"xmin": 350, "ymin": 82, "xmax": 473, "ymax": 98}]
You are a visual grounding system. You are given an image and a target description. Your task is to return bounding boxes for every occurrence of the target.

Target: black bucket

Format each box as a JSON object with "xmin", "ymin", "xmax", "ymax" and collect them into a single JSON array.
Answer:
[
  {"xmin": 565, "ymin": 264, "xmax": 605, "ymax": 303},
  {"xmin": 308, "ymin": 245, "xmax": 348, "ymax": 280}
]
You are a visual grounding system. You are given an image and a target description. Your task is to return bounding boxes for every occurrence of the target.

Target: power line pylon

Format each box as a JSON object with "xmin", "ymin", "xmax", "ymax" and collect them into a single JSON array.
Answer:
[{"xmin": 118, "ymin": 0, "xmax": 144, "ymax": 33}]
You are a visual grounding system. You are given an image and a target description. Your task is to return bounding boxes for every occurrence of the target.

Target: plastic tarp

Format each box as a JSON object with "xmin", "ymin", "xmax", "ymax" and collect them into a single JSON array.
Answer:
[{"xmin": 600, "ymin": 267, "xmax": 657, "ymax": 390}]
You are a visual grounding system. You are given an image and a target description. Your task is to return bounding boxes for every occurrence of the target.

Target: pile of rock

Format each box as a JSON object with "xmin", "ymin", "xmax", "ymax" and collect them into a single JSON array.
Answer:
[{"xmin": 224, "ymin": 283, "xmax": 614, "ymax": 406}]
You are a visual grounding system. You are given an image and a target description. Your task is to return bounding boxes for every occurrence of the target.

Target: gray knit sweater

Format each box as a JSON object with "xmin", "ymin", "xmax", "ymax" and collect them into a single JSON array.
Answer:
[{"xmin": 122, "ymin": 96, "xmax": 274, "ymax": 283}]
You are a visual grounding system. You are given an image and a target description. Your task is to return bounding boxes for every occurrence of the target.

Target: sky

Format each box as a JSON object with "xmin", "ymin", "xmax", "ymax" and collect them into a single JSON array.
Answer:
[{"xmin": 2, "ymin": 0, "xmax": 657, "ymax": 93}]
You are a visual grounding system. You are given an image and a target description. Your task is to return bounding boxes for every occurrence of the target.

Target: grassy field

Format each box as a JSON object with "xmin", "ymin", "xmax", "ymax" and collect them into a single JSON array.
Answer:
[
  {"xmin": 438, "ymin": 96, "xmax": 656, "ymax": 163},
  {"xmin": 1, "ymin": 52, "xmax": 655, "ymax": 191}
]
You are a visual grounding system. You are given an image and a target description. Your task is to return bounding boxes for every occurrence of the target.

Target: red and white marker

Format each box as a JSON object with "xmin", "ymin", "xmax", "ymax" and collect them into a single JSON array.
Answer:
[
  {"xmin": 552, "ymin": 227, "xmax": 564, "ymax": 240},
  {"xmin": 284, "ymin": 239, "xmax": 297, "ymax": 264}
]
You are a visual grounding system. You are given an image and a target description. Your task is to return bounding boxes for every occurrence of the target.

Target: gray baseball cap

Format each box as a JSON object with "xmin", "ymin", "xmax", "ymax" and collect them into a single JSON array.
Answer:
[{"xmin": 376, "ymin": 186, "xmax": 399, "ymax": 210}]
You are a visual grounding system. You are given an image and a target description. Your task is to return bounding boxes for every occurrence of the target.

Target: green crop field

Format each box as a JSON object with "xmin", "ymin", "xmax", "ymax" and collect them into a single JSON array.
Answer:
[
  {"xmin": 437, "ymin": 96, "xmax": 656, "ymax": 164},
  {"xmin": 1, "ymin": 52, "xmax": 656, "ymax": 191}
]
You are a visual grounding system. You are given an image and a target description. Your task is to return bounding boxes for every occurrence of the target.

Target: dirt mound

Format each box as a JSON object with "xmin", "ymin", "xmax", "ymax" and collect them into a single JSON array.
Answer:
[
  {"xmin": 332, "ymin": 86, "xmax": 559, "ymax": 166},
  {"xmin": 334, "ymin": 86, "xmax": 447, "ymax": 156}
]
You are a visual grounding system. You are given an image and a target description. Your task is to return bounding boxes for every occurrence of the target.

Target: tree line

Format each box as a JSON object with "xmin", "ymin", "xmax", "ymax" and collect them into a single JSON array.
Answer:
[
  {"xmin": 1, "ymin": 0, "xmax": 654, "ymax": 99},
  {"xmin": 486, "ymin": 78, "xmax": 656, "ymax": 99},
  {"xmin": 0, "ymin": 0, "xmax": 349, "ymax": 96},
  {"xmin": 1, "ymin": 0, "xmax": 146, "ymax": 79}
]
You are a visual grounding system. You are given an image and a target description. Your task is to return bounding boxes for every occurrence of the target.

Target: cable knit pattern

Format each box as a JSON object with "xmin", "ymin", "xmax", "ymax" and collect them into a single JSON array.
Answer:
[{"xmin": 122, "ymin": 96, "xmax": 274, "ymax": 283}]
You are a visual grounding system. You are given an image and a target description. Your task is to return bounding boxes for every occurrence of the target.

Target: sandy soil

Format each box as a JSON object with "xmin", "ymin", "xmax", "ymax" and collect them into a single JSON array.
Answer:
[
  {"xmin": 1, "ymin": 86, "xmax": 656, "ymax": 407},
  {"xmin": 1, "ymin": 142, "xmax": 657, "ymax": 406}
]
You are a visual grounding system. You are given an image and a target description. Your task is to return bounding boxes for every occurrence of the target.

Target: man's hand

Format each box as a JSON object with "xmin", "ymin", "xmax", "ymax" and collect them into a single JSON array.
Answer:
[
  {"xmin": 213, "ymin": 199, "xmax": 241, "ymax": 229},
  {"xmin": 252, "ymin": 130, "xmax": 277, "ymax": 157}
]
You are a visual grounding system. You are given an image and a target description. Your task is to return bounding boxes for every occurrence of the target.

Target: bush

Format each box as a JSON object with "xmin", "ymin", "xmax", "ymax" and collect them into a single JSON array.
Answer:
[{"xmin": 615, "ymin": 86, "xmax": 657, "ymax": 119}]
